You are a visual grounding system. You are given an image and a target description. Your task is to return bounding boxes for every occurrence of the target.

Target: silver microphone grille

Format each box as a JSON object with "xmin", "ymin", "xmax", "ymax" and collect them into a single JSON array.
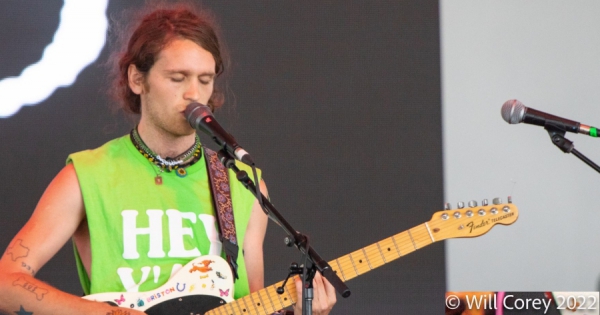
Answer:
[{"xmin": 501, "ymin": 99, "xmax": 526, "ymax": 124}]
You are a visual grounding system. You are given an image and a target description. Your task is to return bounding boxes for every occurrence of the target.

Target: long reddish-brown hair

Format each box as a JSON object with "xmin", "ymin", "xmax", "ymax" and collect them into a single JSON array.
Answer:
[{"xmin": 107, "ymin": 2, "xmax": 227, "ymax": 114}]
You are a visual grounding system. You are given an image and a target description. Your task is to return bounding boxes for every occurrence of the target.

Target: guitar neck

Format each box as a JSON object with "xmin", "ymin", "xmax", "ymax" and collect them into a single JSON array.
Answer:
[
  {"xmin": 208, "ymin": 202, "xmax": 518, "ymax": 315},
  {"xmin": 207, "ymin": 223, "xmax": 435, "ymax": 315}
]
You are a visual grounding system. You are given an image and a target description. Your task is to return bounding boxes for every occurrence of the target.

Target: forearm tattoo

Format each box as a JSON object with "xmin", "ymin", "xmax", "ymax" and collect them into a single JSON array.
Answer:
[
  {"xmin": 5, "ymin": 239, "xmax": 29, "ymax": 262},
  {"xmin": 3, "ymin": 239, "xmax": 36, "ymax": 275},
  {"xmin": 12, "ymin": 278, "xmax": 48, "ymax": 301}
]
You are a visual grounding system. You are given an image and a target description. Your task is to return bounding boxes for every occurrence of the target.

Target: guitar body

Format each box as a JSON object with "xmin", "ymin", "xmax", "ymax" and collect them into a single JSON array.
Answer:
[{"xmin": 84, "ymin": 255, "xmax": 235, "ymax": 315}]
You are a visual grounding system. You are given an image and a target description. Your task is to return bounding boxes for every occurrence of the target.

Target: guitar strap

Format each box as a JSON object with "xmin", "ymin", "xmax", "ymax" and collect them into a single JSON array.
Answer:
[
  {"xmin": 204, "ymin": 148, "xmax": 240, "ymax": 281},
  {"xmin": 205, "ymin": 149, "xmax": 294, "ymax": 314}
]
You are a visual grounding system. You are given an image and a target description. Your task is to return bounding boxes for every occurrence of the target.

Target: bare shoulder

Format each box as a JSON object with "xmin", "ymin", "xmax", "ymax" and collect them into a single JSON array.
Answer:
[{"xmin": 0, "ymin": 164, "xmax": 85, "ymax": 276}]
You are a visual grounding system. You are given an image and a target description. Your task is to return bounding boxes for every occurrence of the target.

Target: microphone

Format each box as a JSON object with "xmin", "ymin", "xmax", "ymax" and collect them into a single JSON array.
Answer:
[
  {"xmin": 501, "ymin": 99, "xmax": 598, "ymax": 137},
  {"xmin": 184, "ymin": 103, "xmax": 255, "ymax": 165}
]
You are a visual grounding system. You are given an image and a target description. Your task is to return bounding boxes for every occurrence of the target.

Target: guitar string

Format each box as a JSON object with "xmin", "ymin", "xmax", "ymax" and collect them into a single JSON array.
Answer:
[
  {"xmin": 213, "ymin": 231, "xmax": 420, "ymax": 313},
  {"xmin": 210, "ymin": 232, "xmax": 425, "ymax": 313},
  {"xmin": 335, "ymin": 222, "xmax": 472, "ymax": 277},
  {"xmin": 215, "ymin": 226, "xmax": 485, "ymax": 315},
  {"xmin": 334, "ymin": 226, "xmax": 427, "ymax": 278},
  {"xmin": 210, "ymin": 205, "xmax": 515, "ymax": 314},
  {"xmin": 248, "ymin": 294, "xmax": 262, "ymax": 315},
  {"xmin": 329, "ymin": 207, "xmax": 516, "ymax": 279},
  {"xmin": 240, "ymin": 295, "xmax": 251, "ymax": 314},
  {"xmin": 334, "ymin": 220, "xmax": 511, "ymax": 278},
  {"xmin": 230, "ymin": 285, "xmax": 278, "ymax": 315}
]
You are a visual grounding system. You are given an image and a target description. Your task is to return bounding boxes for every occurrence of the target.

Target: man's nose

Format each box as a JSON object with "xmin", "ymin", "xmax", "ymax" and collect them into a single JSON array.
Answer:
[{"xmin": 183, "ymin": 81, "xmax": 201, "ymax": 102}]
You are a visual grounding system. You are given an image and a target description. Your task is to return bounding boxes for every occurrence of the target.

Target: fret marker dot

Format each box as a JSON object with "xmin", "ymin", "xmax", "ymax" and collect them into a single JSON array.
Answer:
[
  {"xmin": 359, "ymin": 260, "xmax": 363, "ymax": 263},
  {"xmin": 387, "ymin": 248, "xmax": 391, "ymax": 251}
]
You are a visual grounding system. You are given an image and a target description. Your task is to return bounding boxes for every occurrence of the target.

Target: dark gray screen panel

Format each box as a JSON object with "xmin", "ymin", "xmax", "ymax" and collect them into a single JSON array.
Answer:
[{"xmin": 0, "ymin": 1, "xmax": 443, "ymax": 313}]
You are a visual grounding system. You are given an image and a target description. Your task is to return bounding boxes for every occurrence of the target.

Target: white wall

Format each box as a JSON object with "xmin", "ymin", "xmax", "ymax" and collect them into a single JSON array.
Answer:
[{"xmin": 442, "ymin": 0, "xmax": 600, "ymax": 291}]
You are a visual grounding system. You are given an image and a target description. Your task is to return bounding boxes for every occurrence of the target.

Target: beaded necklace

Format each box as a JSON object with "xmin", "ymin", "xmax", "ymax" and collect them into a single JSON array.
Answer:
[{"xmin": 130, "ymin": 127, "xmax": 202, "ymax": 185}]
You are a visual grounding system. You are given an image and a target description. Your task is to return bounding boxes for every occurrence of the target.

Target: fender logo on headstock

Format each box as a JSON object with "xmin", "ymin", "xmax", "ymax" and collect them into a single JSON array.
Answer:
[
  {"xmin": 464, "ymin": 211, "xmax": 515, "ymax": 233},
  {"xmin": 466, "ymin": 219, "xmax": 490, "ymax": 233},
  {"xmin": 465, "ymin": 211, "xmax": 516, "ymax": 233}
]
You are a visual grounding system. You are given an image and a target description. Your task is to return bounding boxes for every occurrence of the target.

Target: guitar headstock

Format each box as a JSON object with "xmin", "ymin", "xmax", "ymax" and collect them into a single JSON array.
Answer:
[{"xmin": 427, "ymin": 198, "xmax": 519, "ymax": 241}]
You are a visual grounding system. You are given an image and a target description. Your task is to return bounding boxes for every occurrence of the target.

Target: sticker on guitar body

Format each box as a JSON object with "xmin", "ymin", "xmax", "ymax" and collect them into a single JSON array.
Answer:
[{"xmin": 84, "ymin": 255, "xmax": 235, "ymax": 313}]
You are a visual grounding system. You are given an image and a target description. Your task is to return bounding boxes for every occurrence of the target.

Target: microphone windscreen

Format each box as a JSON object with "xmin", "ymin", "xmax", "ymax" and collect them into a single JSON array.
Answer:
[
  {"xmin": 184, "ymin": 103, "xmax": 212, "ymax": 126},
  {"xmin": 501, "ymin": 99, "xmax": 526, "ymax": 124}
]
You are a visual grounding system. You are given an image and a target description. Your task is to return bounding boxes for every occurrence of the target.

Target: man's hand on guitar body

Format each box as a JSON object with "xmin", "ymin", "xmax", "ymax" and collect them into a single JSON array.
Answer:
[{"xmin": 292, "ymin": 272, "xmax": 337, "ymax": 315}]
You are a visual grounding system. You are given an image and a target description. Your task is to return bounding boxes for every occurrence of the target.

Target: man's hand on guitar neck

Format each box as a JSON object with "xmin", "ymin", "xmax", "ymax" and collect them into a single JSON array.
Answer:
[{"xmin": 292, "ymin": 272, "xmax": 337, "ymax": 315}]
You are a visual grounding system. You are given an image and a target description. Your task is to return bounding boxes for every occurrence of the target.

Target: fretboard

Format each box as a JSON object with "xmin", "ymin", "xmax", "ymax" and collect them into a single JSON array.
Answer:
[{"xmin": 206, "ymin": 223, "xmax": 435, "ymax": 315}]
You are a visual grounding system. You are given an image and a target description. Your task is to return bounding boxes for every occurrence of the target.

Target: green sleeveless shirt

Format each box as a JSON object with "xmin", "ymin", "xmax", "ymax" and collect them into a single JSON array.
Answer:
[{"xmin": 67, "ymin": 135, "xmax": 259, "ymax": 300}]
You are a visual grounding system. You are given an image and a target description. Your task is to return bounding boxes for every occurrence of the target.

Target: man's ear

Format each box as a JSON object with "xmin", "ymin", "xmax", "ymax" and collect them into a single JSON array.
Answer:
[{"xmin": 128, "ymin": 64, "xmax": 144, "ymax": 95}]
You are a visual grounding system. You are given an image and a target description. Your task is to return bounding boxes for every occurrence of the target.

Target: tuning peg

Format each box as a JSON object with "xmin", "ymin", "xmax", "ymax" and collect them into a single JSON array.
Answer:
[
  {"xmin": 468, "ymin": 200, "xmax": 477, "ymax": 208},
  {"xmin": 482, "ymin": 199, "xmax": 489, "ymax": 206},
  {"xmin": 508, "ymin": 196, "xmax": 512, "ymax": 204},
  {"xmin": 492, "ymin": 197, "xmax": 502, "ymax": 205},
  {"xmin": 444, "ymin": 203, "xmax": 451, "ymax": 210},
  {"xmin": 457, "ymin": 202, "xmax": 465, "ymax": 209}
]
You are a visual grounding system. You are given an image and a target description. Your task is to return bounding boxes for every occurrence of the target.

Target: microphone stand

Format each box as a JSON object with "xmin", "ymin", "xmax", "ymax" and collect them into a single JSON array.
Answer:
[
  {"xmin": 545, "ymin": 121, "xmax": 600, "ymax": 173},
  {"xmin": 216, "ymin": 149, "xmax": 351, "ymax": 315}
]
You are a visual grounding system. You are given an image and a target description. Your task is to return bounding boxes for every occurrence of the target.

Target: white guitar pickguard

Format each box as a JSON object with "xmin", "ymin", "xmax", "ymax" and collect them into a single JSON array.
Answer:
[{"xmin": 83, "ymin": 255, "xmax": 235, "ymax": 312}]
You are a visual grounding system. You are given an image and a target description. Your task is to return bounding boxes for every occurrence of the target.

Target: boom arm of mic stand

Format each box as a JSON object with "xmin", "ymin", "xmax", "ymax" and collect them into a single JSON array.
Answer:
[
  {"xmin": 217, "ymin": 149, "xmax": 351, "ymax": 298},
  {"xmin": 545, "ymin": 121, "xmax": 600, "ymax": 173}
]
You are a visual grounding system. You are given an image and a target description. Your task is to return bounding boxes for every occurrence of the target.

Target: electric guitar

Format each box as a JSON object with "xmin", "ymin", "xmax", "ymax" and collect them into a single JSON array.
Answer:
[{"xmin": 84, "ymin": 201, "xmax": 519, "ymax": 315}]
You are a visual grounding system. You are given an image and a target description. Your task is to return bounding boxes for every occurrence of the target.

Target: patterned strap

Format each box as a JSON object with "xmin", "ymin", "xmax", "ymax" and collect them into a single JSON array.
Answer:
[{"xmin": 204, "ymin": 148, "xmax": 239, "ymax": 280}]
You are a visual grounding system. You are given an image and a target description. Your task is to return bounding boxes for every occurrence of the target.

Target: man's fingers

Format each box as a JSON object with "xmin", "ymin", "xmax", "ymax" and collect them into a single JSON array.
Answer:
[
  {"xmin": 313, "ymin": 272, "xmax": 336, "ymax": 312},
  {"xmin": 320, "ymin": 273, "xmax": 337, "ymax": 305},
  {"xmin": 292, "ymin": 273, "xmax": 337, "ymax": 315}
]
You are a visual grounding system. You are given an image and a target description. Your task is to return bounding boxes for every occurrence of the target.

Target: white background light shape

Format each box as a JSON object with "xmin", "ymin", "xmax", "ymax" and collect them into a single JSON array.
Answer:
[{"xmin": 0, "ymin": 0, "xmax": 109, "ymax": 118}]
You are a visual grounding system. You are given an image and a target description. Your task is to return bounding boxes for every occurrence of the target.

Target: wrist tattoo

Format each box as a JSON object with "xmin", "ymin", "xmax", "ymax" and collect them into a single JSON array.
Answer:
[
  {"xmin": 21, "ymin": 262, "xmax": 36, "ymax": 275},
  {"xmin": 12, "ymin": 277, "xmax": 48, "ymax": 301}
]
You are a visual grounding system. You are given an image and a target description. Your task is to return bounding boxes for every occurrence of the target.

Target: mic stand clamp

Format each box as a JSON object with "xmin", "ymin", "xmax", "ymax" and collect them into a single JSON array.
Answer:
[
  {"xmin": 545, "ymin": 121, "xmax": 600, "ymax": 173},
  {"xmin": 216, "ymin": 149, "xmax": 350, "ymax": 315},
  {"xmin": 276, "ymin": 262, "xmax": 304, "ymax": 294},
  {"xmin": 276, "ymin": 262, "xmax": 317, "ymax": 314}
]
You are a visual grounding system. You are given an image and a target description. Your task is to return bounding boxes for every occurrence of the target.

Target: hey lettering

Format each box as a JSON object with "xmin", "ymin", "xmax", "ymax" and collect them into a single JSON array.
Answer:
[{"xmin": 118, "ymin": 209, "xmax": 221, "ymax": 292}]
